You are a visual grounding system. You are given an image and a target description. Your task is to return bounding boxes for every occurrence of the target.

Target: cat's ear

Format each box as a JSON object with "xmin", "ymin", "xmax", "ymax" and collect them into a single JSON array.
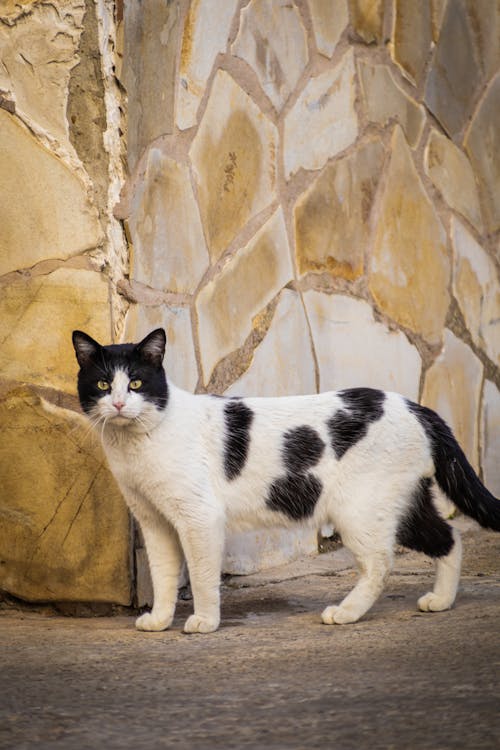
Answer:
[
  {"xmin": 72, "ymin": 330, "xmax": 101, "ymax": 368},
  {"xmin": 136, "ymin": 328, "xmax": 166, "ymax": 368}
]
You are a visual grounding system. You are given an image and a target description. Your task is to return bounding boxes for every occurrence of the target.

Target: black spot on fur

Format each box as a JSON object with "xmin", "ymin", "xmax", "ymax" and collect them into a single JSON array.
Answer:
[
  {"xmin": 283, "ymin": 426, "xmax": 325, "ymax": 474},
  {"xmin": 328, "ymin": 388, "xmax": 385, "ymax": 459},
  {"xmin": 396, "ymin": 478, "xmax": 454, "ymax": 558},
  {"xmin": 267, "ymin": 474, "xmax": 323, "ymax": 521},
  {"xmin": 223, "ymin": 401, "xmax": 254, "ymax": 480}
]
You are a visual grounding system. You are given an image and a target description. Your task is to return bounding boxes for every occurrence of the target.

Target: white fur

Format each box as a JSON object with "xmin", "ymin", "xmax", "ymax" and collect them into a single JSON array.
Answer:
[{"xmin": 92, "ymin": 381, "xmax": 461, "ymax": 633}]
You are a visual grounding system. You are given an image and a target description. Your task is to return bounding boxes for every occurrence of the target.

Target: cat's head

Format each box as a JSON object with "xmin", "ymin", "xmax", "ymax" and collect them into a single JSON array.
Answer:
[{"xmin": 72, "ymin": 328, "xmax": 168, "ymax": 430}]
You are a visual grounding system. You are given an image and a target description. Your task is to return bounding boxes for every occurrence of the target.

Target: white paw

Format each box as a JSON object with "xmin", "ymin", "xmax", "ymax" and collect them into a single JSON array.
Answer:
[
  {"xmin": 135, "ymin": 611, "xmax": 172, "ymax": 632},
  {"xmin": 183, "ymin": 613, "xmax": 219, "ymax": 634},
  {"xmin": 418, "ymin": 592, "xmax": 453, "ymax": 612},
  {"xmin": 321, "ymin": 605, "xmax": 359, "ymax": 625}
]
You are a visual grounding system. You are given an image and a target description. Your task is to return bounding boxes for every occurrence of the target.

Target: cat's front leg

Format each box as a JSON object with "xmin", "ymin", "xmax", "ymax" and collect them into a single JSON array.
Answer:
[{"xmin": 133, "ymin": 509, "xmax": 183, "ymax": 632}]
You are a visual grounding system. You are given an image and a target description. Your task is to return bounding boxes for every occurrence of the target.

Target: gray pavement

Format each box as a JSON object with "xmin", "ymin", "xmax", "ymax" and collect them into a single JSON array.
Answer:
[{"xmin": 1, "ymin": 522, "xmax": 499, "ymax": 749}]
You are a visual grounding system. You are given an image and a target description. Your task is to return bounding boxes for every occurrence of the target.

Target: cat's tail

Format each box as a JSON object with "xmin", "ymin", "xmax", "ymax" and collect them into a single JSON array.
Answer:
[{"xmin": 409, "ymin": 402, "xmax": 500, "ymax": 531}]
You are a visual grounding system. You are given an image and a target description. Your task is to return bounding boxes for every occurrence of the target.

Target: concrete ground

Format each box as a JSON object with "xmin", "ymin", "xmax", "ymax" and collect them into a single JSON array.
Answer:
[{"xmin": 1, "ymin": 521, "xmax": 499, "ymax": 750}]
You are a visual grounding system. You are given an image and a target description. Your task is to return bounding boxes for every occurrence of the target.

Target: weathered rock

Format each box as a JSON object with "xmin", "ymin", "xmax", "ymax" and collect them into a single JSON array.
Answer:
[
  {"xmin": 124, "ymin": 304, "xmax": 199, "ymax": 393},
  {"xmin": 464, "ymin": 73, "xmax": 500, "ymax": 232},
  {"xmin": 0, "ymin": 0, "xmax": 84, "ymax": 143},
  {"xmin": 424, "ymin": 129, "xmax": 483, "ymax": 232},
  {"xmin": 122, "ymin": 0, "xmax": 181, "ymax": 171},
  {"xmin": 177, "ymin": 0, "xmax": 239, "ymax": 130},
  {"xmin": 348, "ymin": 0, "xmax": 384, "ymax": 43},
  {"xmin": 368, "ymin": 126, "xmax": 450, "ymax": 346},
  {"xmin": 303, "ymin": 292, "xmax": 421, "ymax": 399},
  {"xmin": 0, "ymin": 109, "xmax": 102, "ymax": 277},
  {"xmin": 128, "ymin": 148, "xmax": 209, "ymax": 294},
  {"xmin": 430, "ymin": 0, "xmax": 447, "ymax": 41},
  {"xmin": 0, "ymin": 388, "xmax": 131, "ymax": 603},
  {"xmin": 308, "ymin": 0, "xmax": 348, "ymax": 58},
  {"xmin": 232, "ymin": 0, "xmax": 308, "ymax": 111},
  {"xmin": 424, "ymin": 0, "xmax": 482, "ymax": 139},
  {"xmin": 481, "ymin": 380, "xmax": 500, "ymax": 496},
  {"xmin": 391, "ymin": 0, "xmax": 432, "ymax": 86},
  {"xmin": 294, "ymin": 140, "xmax": 384, "ymax": 279},
  {"xmin": 357, "ymin": 59, "xmax": 426, "ymax": 148},
  {"xmin": 190, "ymin": 69, "xmax": 278, "ymax": 262},
  {"xmin": 224, "ymin": 527, "xmax": 318, "ymax": 575},
  {"xmin": 0, "ymin": 268, "xmax": 111, "ymax": 393},
  {"xmin": 422, "ymin": 330, "xmax": 483, "ymax": 471},
  {"xmin": 284, "ymin": 49, "xmax": 358, "ymax": 179},
  {"xmin": 225, "ymin": 290, "xmax": 316, "ymax": 397},
  {"xmin": 196, "ymin": 209, "xmax": 294, "ymax": 384},
  {"xmin": 451, "ymin": 219, "xmax": 500, "ymax": 367}
]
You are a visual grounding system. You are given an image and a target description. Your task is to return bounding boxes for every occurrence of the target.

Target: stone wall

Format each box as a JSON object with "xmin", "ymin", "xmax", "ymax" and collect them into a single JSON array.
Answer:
[{"xmin": 1, "ymin": 0, "xmax": 499, "ymax": 605}]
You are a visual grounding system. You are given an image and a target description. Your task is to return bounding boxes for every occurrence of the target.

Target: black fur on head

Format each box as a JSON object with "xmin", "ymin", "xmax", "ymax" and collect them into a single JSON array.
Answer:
[{"xmin": 72, "ymin": 328, "xmax": 168, "ymax": 415}]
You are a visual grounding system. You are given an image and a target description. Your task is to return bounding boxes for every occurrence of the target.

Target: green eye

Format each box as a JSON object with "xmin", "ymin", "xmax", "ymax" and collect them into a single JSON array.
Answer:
[
  {"xmin": 129, "ymin": 379, "xmax": 142, "ymax": 390},
  {"xmin": 97, "ymin": 380, "xmax": 110, "ymax": 391}
]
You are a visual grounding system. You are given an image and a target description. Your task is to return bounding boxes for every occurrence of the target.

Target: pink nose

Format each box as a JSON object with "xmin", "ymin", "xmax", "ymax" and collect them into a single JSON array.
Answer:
[{"xmin": 113, "ymin": 401, "xmax": 125, "ymax": 412}]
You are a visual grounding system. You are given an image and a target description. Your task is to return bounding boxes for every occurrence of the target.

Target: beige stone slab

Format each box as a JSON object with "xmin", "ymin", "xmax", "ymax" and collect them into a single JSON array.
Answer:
[
  {"xmin": 0, "ymin": 110, "xmax": 102, "ymax": 277},
  {"xmin": 225, "ymin": 289, "xmax": 316, "ymax": 397},
  {"xmin": 422, "ymin": 329, "xmax": 483, "ymax": 471},
  {"xmin": 368, "ymin": 126, "xmax": 450, "ymax": 346},
  {"xmin": 308, "ymin": 0, "xmax": 348, "ymax": 58},
  {"xmin": 0, "ymin": 0, "xmax": 84, "ymax": 143},
  {"xmin": 294, "ymin": 140, "xmax": 385, "ymax": 279},
  {"xmin": 196, "ymin": 208, "xmax": 294, "ymax": 384},
  {"xmin": 303, "ymin": 291, "xmax": 421, "ymax": 399},
  {"xmin": 348, "ymin": 0, "xmax": 384, "ymax": 43},
  {"xmin": 0, "ymin": 388, "xmax": 131, "ymax": 603},
  {"xmin": 124, "ymin": 304, "xmax": 199, "ymax": 393},
  {"xmin": 451, "ymin": 219, "xmax": 500, "ymax": 367},
  {"xmin": 0, "ymin": 268, "xmax": 110, "ymax": 394},
  {"xmin": 232, "ymin": 0, "xmax": 308, "ymax": 111},
  {"xmin": 177, "ymin": 0, "xmax": 239, "ymax": 130},
  {"xmin": 284, "ymin": 49, "xmax": 358, "ymax": 179},
  {"xmin": 128, "ymin": 148, "xmax": 209, "ymax": 294},
  {"xmin": 464, "ymin": 72, "xmax": 500, "ymax": 233},
  {"xmin": 390, "ymin": 0, "xmax": 432, "ymax": 87},
  {"xmin": 190, "ymin": 69, "xmax": 278, "ymax": 262},
  {"xmin": 481, "ymin": 380, "xmax": 500, "ymax": 496},
  {"xmin": 425, "ymin": 129, "xmax": 483, "ymax": 232},
  {"xmin": 357, "ymin": 59, "xmax": 426, "ymax": 148}
]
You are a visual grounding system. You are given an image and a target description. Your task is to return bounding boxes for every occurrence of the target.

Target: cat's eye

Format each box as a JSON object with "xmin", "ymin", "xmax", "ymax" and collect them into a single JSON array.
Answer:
[
  {"xmin": 97, "ymin": 380, "xmax": 110, "ymax": 391},
  {"xmin": 129, "ymin": 379, "xmax": 142, "ymax": 390}
]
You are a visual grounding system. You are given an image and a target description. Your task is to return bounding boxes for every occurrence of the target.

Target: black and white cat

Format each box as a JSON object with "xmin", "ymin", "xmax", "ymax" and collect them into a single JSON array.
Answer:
[{"xmin": 72, "ymin": 328, "xmax": 500, "ymax": 633}]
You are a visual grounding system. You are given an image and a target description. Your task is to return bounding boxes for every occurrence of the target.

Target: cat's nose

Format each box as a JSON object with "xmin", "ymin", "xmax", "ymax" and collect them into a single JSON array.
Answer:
[{"xmin": 113, "ymin": 401, "xmax": 125, "ymax": 412}]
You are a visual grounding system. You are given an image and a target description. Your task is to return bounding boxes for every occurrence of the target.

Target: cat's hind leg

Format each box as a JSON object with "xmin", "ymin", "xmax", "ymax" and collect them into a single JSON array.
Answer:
[{"xmin": 417, "ymin": 528, "xmax": 462, "ymax": 612}]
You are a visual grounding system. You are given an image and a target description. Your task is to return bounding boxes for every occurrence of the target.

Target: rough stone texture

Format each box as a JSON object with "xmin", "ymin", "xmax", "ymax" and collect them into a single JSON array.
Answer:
[
  {"xmin": 391, "ymin": 0, "xmax": 432, "ymax": 87},
  {"xmin": 0, "ymin": 388, "xmax": 131, "ymax": 603},
  {"xmin": 124, "ymin": 304, "xmax": 198, "ymax": 393},
  {"xmin": 357, "ymin": 59, "xmax": 426, "ymax": 148},
  {"xmin": 0, "ymin": 0, "xmax": 84, "ymax": 144},
  {"xmin": 424, "ymin": 0, "xmax": 483, "ymax": 139},
  {"xmin": 481, "ymin": 380, "xmax": 500, "ymax": 496},
  {"xmin": 232, "ymin": 0, "xmax": 308, "ymax": 111},
  {"xmin": 0, "ymin": 109, "xmax": 102, "ymax": 276},
  {"xmin": 303, "ymin": 292, "xmax": 421, "ymax": 399},
  {"xmin": 0, "ymin": 268, "xmax": 111, "ymax": 394},
  {"xmin": 464, "ymin": 72, "xmax": 500, "ymax": 232},
  {"xmin": 128, "ymin": 148, "xmax": 209, "ymax": 294},
  {"xmin": 349, "ymin": 0, "xmax": 384, "ymax": 43},
  {"xmin": 190, "ymin": 69, "xmax": 278, "ymax": 262},
  {"xmin": 369, "ymin": 126, "xmax": 450, "ymax": 346},
  {"xmin": 451, "ymin": 219, "xmax": 500, "ymax": 367},
  {"xmin": 196, "ymin": 209, "xmax": 294, "ymax": 384},
  {"xmin": 308, "ymin": 0, "xmax": 348, "ymax": 58},
  {"xmin": 294, "ymin": 140, "xmax": 384, "ymax": 279},
  {"xmin": 122, "ymin": 0, "xmax": 181, "ymax": 171},
  {"xmin": 224, "ymin": 527, "xmax": 318, "ymax": 574},
  {"xmin": 424, "ymin": 129, "xmax": 483, "ymax": 232},
  {"xmin": 422, "ymin": 329, "xmax": 483, "ymax": 471},
  {"xmin": 226, "ymin": 290, "xmax": 316, "ymax": 397},
  {"xmin": 284, "ymin": 49, "xmax": 358, "ymax": 179},
  {"xmin": 177, "ymin": 0, "xmax": 238, "ymax": 130}
]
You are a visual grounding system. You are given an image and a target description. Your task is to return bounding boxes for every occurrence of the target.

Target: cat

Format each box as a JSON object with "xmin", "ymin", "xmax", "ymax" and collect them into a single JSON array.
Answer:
[{"xmin": 72, "ymin": 327, "xmax": 500, "ymax": 633}]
